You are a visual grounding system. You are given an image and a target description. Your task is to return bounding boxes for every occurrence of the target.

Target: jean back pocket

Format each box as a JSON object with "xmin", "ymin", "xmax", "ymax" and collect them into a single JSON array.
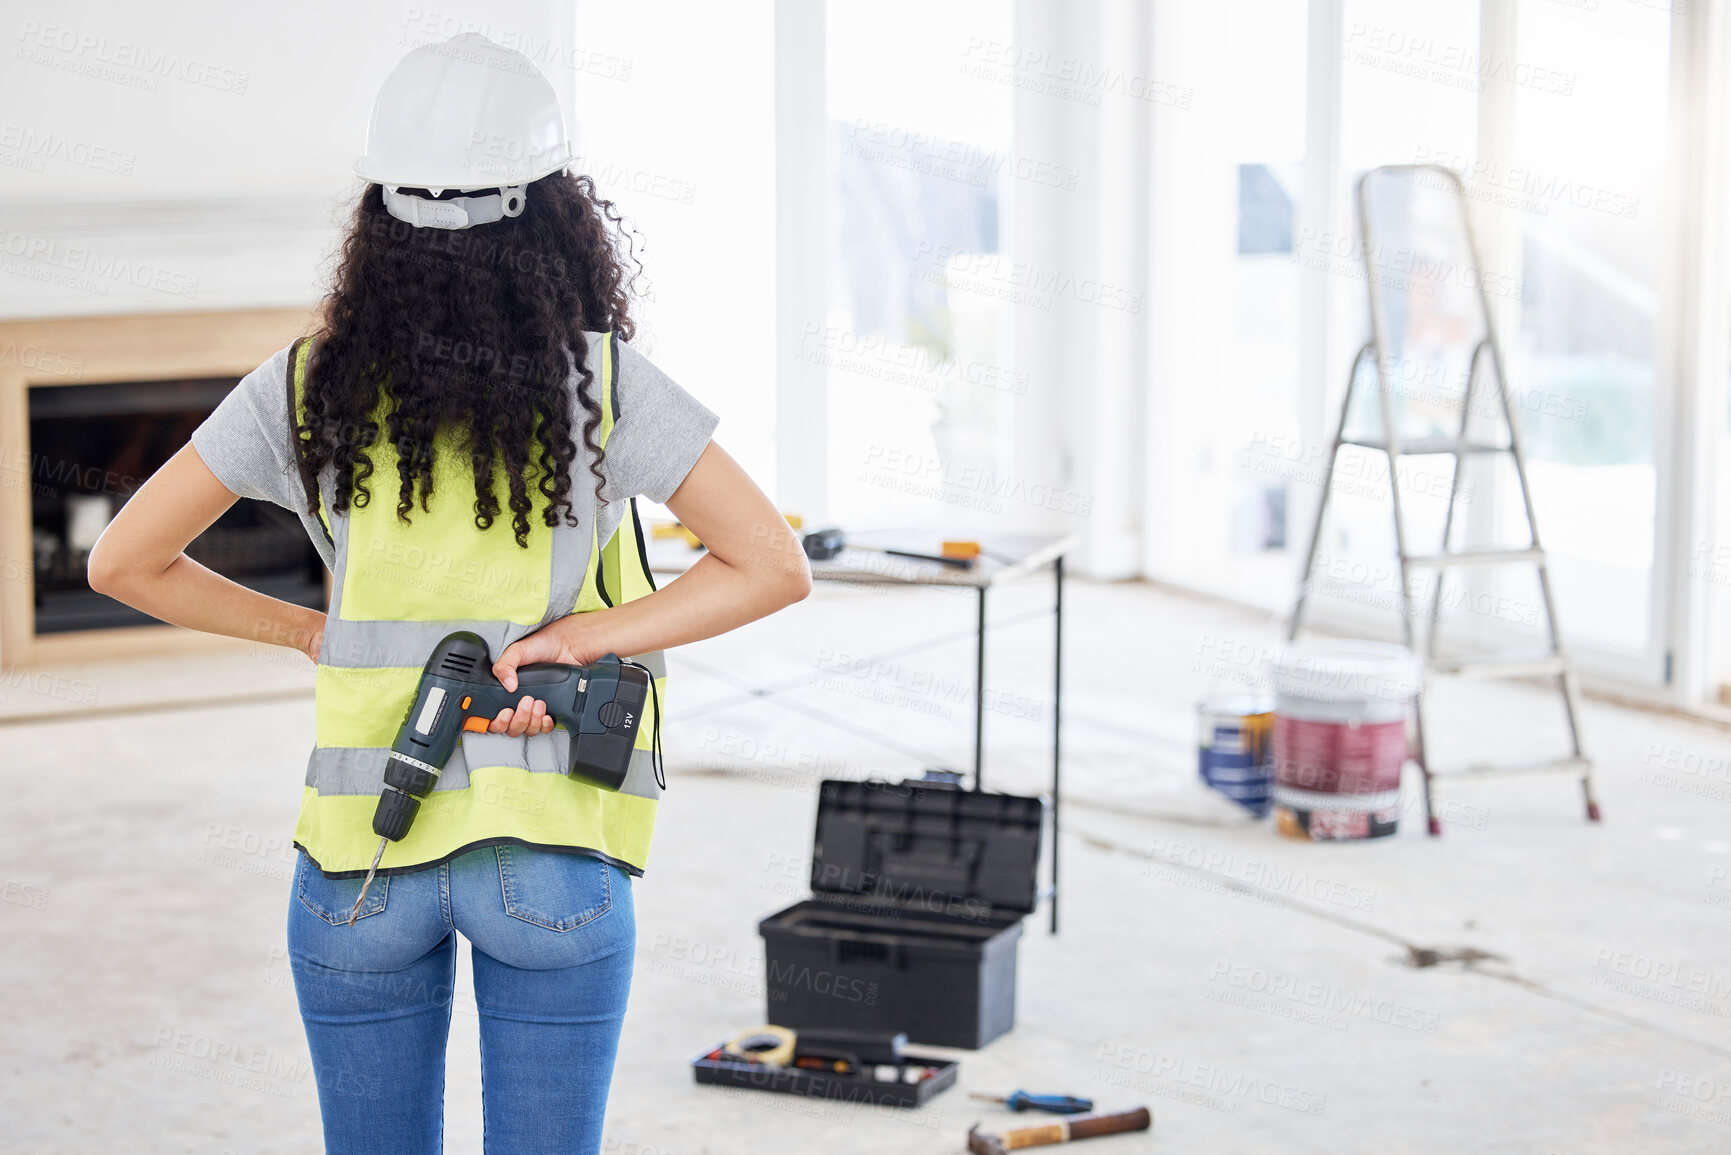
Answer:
[
  {"xmin": 496, "ymin": 845, "xmax": 613, "ymax": 932},
  {"xmin": 297, "ymin": 852, "xmax": 389, "ymax": 926}
]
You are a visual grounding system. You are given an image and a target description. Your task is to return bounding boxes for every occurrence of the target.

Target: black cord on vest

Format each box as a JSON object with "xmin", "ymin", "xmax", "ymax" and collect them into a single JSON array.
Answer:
[{"xmin": 623, "ymin": 661, "xmax": 666, "ymax": 792}]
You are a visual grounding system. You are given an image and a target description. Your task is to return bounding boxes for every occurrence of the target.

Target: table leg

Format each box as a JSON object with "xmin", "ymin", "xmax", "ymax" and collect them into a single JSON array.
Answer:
[
  {"xmin": 1051, "ymin": 555, "xmax": 1063, "ymax": 935},
  {"xmin": 973, "ymin": 585, "xmax": 987, "ymax": 792}
]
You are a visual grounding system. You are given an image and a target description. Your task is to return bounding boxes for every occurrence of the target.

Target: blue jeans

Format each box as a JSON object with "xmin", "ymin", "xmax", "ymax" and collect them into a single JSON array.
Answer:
[{"xmin": 288, "ymin": 844, "xmax": 635, "ymax": 1155}]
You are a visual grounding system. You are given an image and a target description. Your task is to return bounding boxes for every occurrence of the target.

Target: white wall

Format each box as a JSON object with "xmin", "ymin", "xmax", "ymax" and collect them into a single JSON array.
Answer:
[{"xmin": 0, "ymin": 0, "xmax": 574, "ymax": 316}]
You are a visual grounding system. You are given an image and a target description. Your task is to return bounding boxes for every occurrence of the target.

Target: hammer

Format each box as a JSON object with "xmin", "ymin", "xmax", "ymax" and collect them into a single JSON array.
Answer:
[{"xmin": 967, "ymin": 1107, "xmax": 1152, "ymax": 1153}]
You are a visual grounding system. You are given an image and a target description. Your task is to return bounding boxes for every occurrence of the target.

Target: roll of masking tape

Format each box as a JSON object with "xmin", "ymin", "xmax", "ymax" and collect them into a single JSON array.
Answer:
[{"xmin": 722, "ymin": 1025, "xmax": 796, "ymax": 1068}]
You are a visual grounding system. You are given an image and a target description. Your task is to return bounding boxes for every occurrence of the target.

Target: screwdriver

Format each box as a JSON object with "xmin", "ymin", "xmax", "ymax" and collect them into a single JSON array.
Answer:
[{"xmin": 969, "ymin": 1090, "xmax": 1095, "ymax": 1114}]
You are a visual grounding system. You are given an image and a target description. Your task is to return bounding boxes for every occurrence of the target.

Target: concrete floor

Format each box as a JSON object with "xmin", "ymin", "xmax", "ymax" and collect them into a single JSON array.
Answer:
[{"xmin": 3, "ymin": 577, "xmax": 1730, "ymax": 1153}]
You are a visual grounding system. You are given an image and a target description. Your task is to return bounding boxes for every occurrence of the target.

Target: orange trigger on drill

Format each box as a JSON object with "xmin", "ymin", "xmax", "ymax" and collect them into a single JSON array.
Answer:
[{"xmin": 462, "ymin": 716, "xmax": 491, "ymax": 733}]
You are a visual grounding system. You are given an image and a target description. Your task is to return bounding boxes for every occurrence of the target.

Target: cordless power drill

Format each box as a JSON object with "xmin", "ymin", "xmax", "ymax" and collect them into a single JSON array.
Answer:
[{"xmin": 348, "ymin": 630, "xmax": 653, "ymax": 924}]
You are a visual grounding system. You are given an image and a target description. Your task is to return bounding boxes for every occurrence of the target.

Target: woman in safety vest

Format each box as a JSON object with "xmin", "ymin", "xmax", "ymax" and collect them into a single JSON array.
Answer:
[{"xmin": 87, "ymin": 32, "xmax": 811, "ymax": 1155}]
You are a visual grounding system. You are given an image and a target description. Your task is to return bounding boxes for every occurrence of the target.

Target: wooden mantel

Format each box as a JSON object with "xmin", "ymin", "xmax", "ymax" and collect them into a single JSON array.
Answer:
[{"xmin": 0, "ymin": 307, "xmax": 318, "ymax": 669}]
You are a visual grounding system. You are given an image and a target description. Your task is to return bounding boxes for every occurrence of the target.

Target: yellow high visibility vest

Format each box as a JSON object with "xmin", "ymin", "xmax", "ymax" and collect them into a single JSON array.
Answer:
[{"xmin": 288, "ymin": 332, "xmax": 666, "ymax": 878}]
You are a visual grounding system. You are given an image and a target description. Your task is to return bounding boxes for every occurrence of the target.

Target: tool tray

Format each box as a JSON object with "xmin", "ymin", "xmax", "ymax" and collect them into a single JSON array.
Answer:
[
  {"xmin": 690, "ymin": 1043, "xmax": 957, "ymax": 1109},
  {"xmin": 758, "ymin": 778, "xmax": 1044, "ymax": 1049}
]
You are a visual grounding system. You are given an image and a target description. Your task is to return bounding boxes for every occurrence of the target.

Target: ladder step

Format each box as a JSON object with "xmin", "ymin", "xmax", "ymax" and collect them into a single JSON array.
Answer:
[
  {"xmin": 1342, "ymin": 436, "xmax": 1511, "ymax": 456},
  {"xmin": 1404, "ymin": 547, "xmax": 1545, "ymax": 567},
  {"xmin": 1428, "ymin": 654, "xmax": 1569, "ymax": 678},
  {"xmin": 1426, "ymin": 756, "xmax": 1592, "ymax": 781}
]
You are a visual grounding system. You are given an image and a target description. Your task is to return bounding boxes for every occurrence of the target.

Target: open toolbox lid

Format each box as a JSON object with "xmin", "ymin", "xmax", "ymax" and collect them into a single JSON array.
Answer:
[{"xmin": 808, "ymin": 778, "xmax": 1044, "ymax": 916}]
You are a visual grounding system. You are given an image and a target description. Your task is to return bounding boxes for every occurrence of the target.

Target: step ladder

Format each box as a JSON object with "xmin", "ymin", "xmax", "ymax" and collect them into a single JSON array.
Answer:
[{"xmin": 1288, "ymin": 164, "xmax": 1599, "ymax": 835}]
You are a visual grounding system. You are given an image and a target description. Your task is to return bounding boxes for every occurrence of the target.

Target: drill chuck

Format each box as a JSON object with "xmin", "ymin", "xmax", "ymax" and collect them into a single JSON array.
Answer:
[
  {"xmin": 374, "ymin": 752, "xmax": 441, "ymax": 840},
  {"xmin": 373, "ymin": 785, "xmax": 421, "ymax": 841}
]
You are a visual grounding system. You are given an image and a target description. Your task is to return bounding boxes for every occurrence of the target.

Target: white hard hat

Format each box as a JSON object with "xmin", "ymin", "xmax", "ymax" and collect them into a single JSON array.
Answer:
[{"xmin": 355, "ymin": 32, "xmax": 573, "ymax": 230}]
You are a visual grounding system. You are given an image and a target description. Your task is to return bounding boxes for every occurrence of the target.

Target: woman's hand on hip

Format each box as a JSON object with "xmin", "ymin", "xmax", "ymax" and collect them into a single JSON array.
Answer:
[{"xmin": 297, "ymin": 618, "xmax": 324, "ymax": 664}]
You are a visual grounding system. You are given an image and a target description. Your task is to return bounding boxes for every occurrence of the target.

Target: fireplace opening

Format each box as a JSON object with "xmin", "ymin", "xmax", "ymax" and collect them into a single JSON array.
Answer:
[{"xmin": 29, "ymin": 377, "xmax": 326, "ymax": 634}]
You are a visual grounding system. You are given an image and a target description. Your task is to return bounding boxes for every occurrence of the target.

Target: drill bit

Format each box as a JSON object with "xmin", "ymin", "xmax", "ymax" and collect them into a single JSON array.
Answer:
[{"xmin": 347, "ymin": 837, "xmax": 388, "ymax": 927}]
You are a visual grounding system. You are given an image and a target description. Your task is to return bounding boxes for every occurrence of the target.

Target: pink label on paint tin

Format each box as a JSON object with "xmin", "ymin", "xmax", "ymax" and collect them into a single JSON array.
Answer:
[
  {"xmin": 1274, "ymin": 715, "xmax": 1407, "ymax": 794},
  {"xmin": 1308, "ymin": 808, "xmax": 1370, "ymax": 839}
]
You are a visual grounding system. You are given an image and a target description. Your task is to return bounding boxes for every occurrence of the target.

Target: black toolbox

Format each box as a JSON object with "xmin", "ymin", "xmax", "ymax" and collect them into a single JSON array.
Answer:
[{"xmin": 757, "ymin": 778, "xmax": 1044, "ymax": 1049}]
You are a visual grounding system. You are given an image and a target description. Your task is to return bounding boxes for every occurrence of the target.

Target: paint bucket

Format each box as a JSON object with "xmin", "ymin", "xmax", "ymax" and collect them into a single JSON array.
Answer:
[
  {"xmin": 1268, "ymin": 641, "xmax": 1417, "ymax": 841},
  {"xmin": 1197, "ymin": 695, "xmax": 1275, "ymax": 817}
]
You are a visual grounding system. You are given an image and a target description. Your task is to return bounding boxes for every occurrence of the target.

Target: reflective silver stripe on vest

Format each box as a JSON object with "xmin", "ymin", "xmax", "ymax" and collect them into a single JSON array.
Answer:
[{"xmin": 305, "ymin": 732, "xmax": 665, "ymax": 801}]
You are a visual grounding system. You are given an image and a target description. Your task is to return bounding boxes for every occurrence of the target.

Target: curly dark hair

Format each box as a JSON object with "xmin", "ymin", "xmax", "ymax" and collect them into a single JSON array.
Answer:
[{"xmin": 297, "ymin": 172, "xmax": 642, "ymax": 547}]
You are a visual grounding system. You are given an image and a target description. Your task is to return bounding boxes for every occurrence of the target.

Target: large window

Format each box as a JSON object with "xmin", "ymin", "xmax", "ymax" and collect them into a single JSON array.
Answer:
[
  {"xmin": 1296, "ymin": 1, "xmax": 1484, "ymax": 638},
  {"xmin": 1149, "ymin": 0, "xmax": 1309, "ymax": 607},
  {"xmin": 823, "ymin": 0, "xmax": 1015, "ymax": 529},
  {"xmin": 1505, "ymin": 2, "xmax": 1669, "ymax": 658},
  {"xmin": 769, "ymin": 1, "xmax": 1707, "ymax": 698},
  {"xmin": 1270, "ymin": 0, "xmax": 1672, "ymax": 679}
]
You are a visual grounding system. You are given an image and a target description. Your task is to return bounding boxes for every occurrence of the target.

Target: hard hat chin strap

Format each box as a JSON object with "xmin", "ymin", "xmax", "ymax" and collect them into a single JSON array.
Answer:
[{"xmin": 382, "ymin": 184, "xmax": 527, "ymax": 230}]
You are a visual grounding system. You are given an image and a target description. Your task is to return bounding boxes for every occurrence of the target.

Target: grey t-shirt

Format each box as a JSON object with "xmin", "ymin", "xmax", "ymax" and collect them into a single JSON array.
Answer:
[{"xmin": 190, "ymin": 332, "xmax": 718, "ymax": 571}]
